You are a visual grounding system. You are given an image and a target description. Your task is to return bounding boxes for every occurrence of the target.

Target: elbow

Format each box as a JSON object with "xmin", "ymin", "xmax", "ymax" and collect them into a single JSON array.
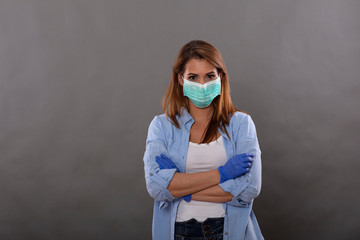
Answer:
[
  {"xmin": 251, "ymin": 187, "xmax": 261, "ymax": 199},
  {"xmin": 147, "ymin": 187, "xmax": 169, "ymax": 202},
  {"xmin": 230, "ymin": 186, "xmax": 261, "ymax": 207},
  {"xmin": 241, "ymin": 186, "xmax": 261, "ymax": 203},
  {"xmin": 144, "ymin": 168, "xmax": 178, "ymax": 202},
  {"xmin": 148, "ymin": 190, "xmax": 164, "ymax": 202},
  {"xmin": 243, "ymin": 174, "xmax": 262, "ymax": 202},
  {"xmin": 146, "ymin": 182, "xmax": 175, "ymax": 202}
]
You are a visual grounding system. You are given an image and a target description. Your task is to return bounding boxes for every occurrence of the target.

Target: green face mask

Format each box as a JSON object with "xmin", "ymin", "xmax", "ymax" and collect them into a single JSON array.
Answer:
[{"xmin": 182, "ymin": 76, "xmax": 221, "ymax": 108}]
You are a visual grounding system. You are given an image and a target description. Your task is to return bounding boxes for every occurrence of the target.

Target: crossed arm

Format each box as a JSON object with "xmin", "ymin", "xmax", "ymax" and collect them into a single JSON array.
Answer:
[
  {"xmin": 168, "ymin": 170, "xmax": 233, "ymax": 203},
  {"xmin": 156, "ymin": 153, "xmax": 253, "ymax": 203},
  {"xmin": 145, "ymin": 114, "xmax": 261, "ymax": 205}
]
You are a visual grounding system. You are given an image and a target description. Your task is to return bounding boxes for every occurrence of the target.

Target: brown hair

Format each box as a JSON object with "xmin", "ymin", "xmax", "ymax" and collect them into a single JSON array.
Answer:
[{"xmin": 162, "ymin": 40, "xmax": 243, "ymax": 143}]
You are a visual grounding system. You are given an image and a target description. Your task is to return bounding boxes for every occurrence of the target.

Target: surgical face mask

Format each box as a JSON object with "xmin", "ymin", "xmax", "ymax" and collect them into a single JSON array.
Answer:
[{"xmin": 182, "ymin": 76, "xmax": 221, "ymax": 108}]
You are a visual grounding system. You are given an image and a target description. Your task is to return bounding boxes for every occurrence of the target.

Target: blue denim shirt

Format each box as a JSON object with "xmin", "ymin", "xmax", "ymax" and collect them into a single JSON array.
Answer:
[{"xmin": 143, "ymin": 107, "xmax": 264, "ymax": 240}]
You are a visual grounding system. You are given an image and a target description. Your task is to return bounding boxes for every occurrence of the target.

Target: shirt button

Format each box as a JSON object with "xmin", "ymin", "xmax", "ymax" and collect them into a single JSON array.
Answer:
[
  {"xmin": 150, "ymin": 173, "xmax": 153, "ymax": 176},
  {"xmin": 225, "ymin": 232, "xmax": 228, "ymax": 235},
  {"xmin": 246, "ymin": 179, "xmax": 249, "ymax": 182}
]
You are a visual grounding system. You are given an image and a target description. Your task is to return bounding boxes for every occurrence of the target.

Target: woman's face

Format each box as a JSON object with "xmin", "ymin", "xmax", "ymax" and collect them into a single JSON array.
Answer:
[{"xmin": 178, "ymin": 58, "xmax": 220, "ymax": 86}]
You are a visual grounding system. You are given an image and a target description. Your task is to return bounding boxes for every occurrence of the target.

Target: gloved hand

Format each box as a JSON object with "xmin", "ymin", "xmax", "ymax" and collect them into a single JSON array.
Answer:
[
  {"xmin": 182, "ymin": 194, "xmax": 192, "ymax": 202},
  {"xmin": 155, "ymin": 154, "xmax": 192, "ymax": 202},
  {"xmin": 155, "ymin": 153, "xmax": 179, "ymax": 171},
  {"xmin": 218, "ymin": 153, "xmax": 254, "ymax": 183}
]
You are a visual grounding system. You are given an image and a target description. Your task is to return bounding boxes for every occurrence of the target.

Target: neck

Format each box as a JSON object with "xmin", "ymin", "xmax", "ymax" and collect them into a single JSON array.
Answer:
[{"xmin": 188, "ymin": 101, "xmax": 214, "ymax": 123}]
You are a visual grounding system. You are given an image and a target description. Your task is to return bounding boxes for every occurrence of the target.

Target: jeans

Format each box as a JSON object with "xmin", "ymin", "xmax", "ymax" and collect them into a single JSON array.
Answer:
[{"xmin": 174, "ymin": 217, "xmax": 224, "ymax": 240}]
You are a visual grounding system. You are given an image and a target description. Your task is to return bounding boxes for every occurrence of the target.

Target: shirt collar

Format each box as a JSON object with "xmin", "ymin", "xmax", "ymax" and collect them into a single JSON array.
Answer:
[
  {"xmin": 179, "ymin": 107, "xmax": 194, "ymax": 131},
  {"xmin": 218, "ymin": 126, "xmax": 230, "ymax": 141}
]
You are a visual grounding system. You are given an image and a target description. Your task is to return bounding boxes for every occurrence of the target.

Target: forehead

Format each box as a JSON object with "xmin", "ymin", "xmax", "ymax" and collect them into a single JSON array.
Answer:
[{"xmin": 184, "ymin": 58, "xmax": 216, "ymax": 74}]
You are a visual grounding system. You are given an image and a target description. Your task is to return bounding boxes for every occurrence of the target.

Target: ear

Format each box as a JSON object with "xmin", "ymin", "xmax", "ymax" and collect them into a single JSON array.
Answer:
[{"xmin": 178, "ymin": 73, "xmax": 184, "ymax": 86}]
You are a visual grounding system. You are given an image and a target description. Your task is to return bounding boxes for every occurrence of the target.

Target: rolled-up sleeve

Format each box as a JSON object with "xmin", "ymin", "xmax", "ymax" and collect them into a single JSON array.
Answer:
[
  {"xmin": 219, "ymin": 114, "xmax": 262, "ymax": 207},
  {"xmin": 143, "ymin": 116, "xmax": 177, "ymax": 203}
]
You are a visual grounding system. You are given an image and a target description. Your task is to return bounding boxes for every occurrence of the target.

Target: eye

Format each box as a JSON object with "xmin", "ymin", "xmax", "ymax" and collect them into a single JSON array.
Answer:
[
  {"xmin": 206, "ymin": 74, "xmax": 216, "ymax": 80},
  {"xmin": 188, "ymin": 75, "xmax": 198, "ymax": 80}
]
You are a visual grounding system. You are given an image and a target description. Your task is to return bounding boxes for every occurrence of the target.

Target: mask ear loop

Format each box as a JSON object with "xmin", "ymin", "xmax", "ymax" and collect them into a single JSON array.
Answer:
[{"xmin": 179, "ymin": 74, "xmax": 184, "ymax": 85}]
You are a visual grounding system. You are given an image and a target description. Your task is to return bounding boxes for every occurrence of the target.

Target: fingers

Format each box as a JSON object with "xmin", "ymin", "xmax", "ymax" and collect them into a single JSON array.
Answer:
[
  {"xmin": 182, "ymin": 194, "xmax": 192, "ymax": 202},
  {"xmin": 155, "ymin": 156, "xmax": 165, "ymax": 169},
  {"xmin": 236, "ymin": 153, "xmax": 254, "ymax": 162},
  {"xmin": 159, "ymin": 154, "xmax": 174, "ymax": 166},
  {"xmin": 156, "ymin": 155, "xmax": 171, "ymax": 169},
  {"xmin": 155, "ymin": 155, "xmax": 162, "ymax": 164},
  {"xmin": 246, "ymin": 154, "xmax": 254, "ymax": 160},
  {"xmin": 244, "ymin": 153, "xmax": 255, "ymax": 163},
  {"xmin": 242, "ymin": 159, "xmax": 253, "ymax": 166},
  {"xmin": 239, "ymin": 153, "xmax": 254, "ymax": 158},
  {"xmin": 156, "ymin": 154, "xmax": 179, "ymax": 171},
  {"xmin": 241, "ymin": 161, "xmax": 253, "ymax": 168},
  {"xmin": 238, "ymin": 157, "xmax": 253, "ymax": 171},
  {"xmin": 157, "ymin": 154, "xmax": 169, "ymax": 163}
]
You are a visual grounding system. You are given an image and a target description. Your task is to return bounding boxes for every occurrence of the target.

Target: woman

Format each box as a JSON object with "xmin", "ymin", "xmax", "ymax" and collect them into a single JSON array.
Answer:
[{"xmin": 143, "ymin": 40, "xmax": 263, "ymax": 240}]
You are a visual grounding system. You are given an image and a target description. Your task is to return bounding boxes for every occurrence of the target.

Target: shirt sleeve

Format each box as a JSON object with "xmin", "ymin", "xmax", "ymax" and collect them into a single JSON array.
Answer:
[
  {"xmin": 143, "ymin": 116, "xmax": 177, "ymax": 205},
  {"xmin": 219, "ymin": 114, "xmax": 262, "ymax": 207}
]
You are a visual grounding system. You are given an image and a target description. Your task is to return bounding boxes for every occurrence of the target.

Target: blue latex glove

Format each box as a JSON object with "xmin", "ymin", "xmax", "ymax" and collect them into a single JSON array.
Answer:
[
  {"xmin": 182, "ymin": 194, "xmax": 192, "ymax": 202},
  {"xmin": 155, "ymin": 154, "xmax": 179, "ymax": 171},
  {"xmin": 218, "ymin": 153, "xmax": 254, "ymax": 183},
  {"xmin": 155, "ymin": 154, "xmax": 191, "ymax": 202}
]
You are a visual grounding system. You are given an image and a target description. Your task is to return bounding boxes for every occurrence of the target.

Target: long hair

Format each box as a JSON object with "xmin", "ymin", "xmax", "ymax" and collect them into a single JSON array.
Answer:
[{"xmin": 162, "ymin": 40, "xmax": 244, "ymax": 143}]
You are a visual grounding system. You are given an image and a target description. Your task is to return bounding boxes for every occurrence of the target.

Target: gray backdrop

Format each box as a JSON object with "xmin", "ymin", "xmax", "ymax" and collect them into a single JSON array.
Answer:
[{"xmin": 1, "ymin": 0, "xmax": 359, "ymax": 239}]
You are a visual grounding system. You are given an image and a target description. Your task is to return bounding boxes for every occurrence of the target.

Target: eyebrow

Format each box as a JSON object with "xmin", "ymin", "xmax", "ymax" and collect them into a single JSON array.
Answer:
[{"xmin": 187, "ymin": 71, "xmax": 216, "ymax": 76}]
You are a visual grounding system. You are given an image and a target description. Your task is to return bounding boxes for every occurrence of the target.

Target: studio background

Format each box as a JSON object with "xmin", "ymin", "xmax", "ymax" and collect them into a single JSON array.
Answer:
[{"xmin": 1, "ymin": 0, "xmax": 359, "ymax": 239}]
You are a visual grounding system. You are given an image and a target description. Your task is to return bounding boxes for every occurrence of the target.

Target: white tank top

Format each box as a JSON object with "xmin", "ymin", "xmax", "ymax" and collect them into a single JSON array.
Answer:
[{"xmin": 176, "ymin": 135, "xmax": 228, "ymax": 222}]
